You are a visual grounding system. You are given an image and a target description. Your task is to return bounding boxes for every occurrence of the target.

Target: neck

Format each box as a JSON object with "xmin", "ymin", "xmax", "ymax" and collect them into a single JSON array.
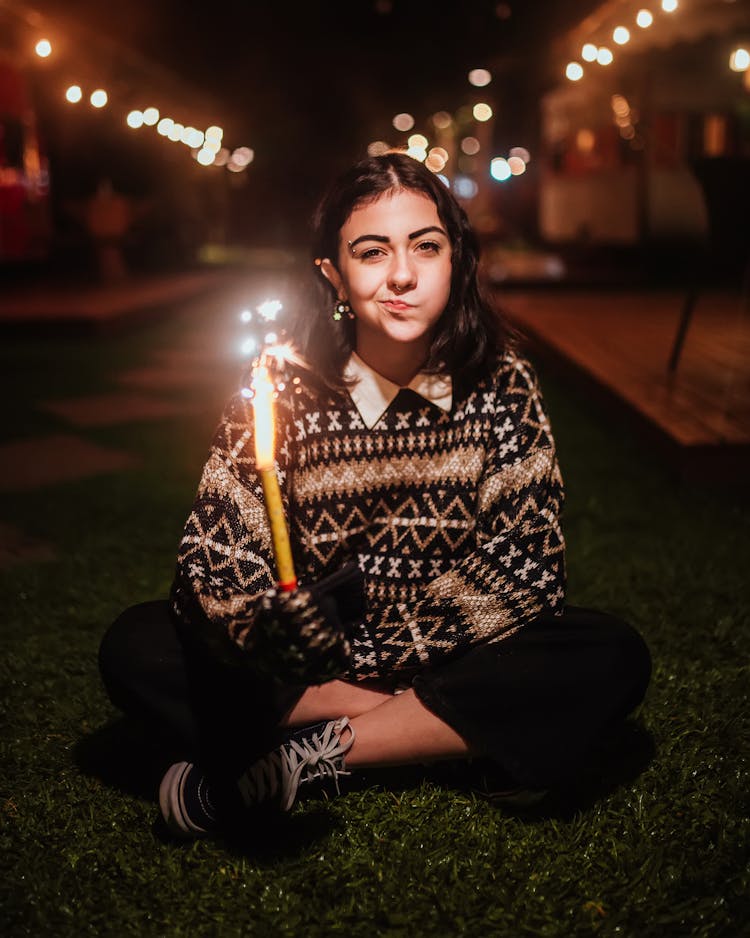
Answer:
[{"xmin": 355, "ymin": 336, "xmax": 430, "ymax": 387}]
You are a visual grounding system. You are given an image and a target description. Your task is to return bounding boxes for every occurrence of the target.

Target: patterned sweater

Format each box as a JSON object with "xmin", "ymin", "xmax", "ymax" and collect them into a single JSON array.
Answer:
[{"xmin": 170, "ymin": 353, "xmax": 566, "ymax": 681}]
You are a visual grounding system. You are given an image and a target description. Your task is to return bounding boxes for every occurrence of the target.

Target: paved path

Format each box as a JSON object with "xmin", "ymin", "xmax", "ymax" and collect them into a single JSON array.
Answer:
[{"xmin": 0, "ymin": 269, "xmax": 259, "ymax": 565}]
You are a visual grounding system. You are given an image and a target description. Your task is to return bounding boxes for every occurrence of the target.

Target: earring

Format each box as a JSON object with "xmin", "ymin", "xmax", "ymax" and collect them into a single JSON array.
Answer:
[{"xmin": 333, "ymin": 300, "xmax": 354, "ymax": 321}]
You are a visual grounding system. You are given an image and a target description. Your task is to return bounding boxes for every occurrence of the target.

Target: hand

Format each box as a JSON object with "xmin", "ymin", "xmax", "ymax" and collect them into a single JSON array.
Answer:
[{"xmin": 243, "ymin": 563, "xmax": 366, "ymax": 684}]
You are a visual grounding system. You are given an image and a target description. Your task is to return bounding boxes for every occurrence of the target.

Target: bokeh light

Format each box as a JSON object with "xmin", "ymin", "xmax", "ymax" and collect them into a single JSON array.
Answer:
[
  {"xmin": 508, "ymin": 156, "xmax": 526, "ymax": 175},
  {"xmin": 453, "ymin": 176, "xmax": 478, "ymax": 198},
  {"xmin": 157, "ymin": 117, "xmax": 174, "ymax": 136},
  {"xmin": 490, "ymin": 158, "xmax": 511, "ymax": 181},
  {"xmin": 65, "ymin": 85, "xmax": 82, "ymax": 103},
  {"xmin": 473, "ymin": 102, "xmax": 493, "ymax": 122},
  {"xmin": 393, "ymin": 112, "xmax": 415, "ymax": 132},
  {"xmin": 730, "ymin": 48, "xmax": 750, "ymax": 72},
  {"xmin": 597, "ymin": 47, "xmax": 614, "ymax": 66},
  {"xmin": 90, "ymin": 89, "xmax": 108, "ymax": 108},
  {"xmin": 406, "ymin": 145, "xmax": 427, "ymax": 162},
  {"xmin": 576, "ymin": 129, "xmax": 596, "ymax": 152},
  {"xmin": 35, "ymin": 39, "xmax": 52, "ymax": 58},
  {"xmin": 468, "ymin": 68, "xmax": 492, "ymax": 87},
  {"xmin": 566, "ymin": 62, "xmax": 584, "ymax": 81},
  {"xmin": 432, "ymin": 111, "xmax": 453, "ymax": 130},
  {"xmin": 460, "ymin": 136, "xmax": 481, "ymax": 155},
  {"xmin": 582, "ymin": 43, "xmax": 598, "ymax": 62},
  {"xmin": 126, "ymin": 110, "xmax": 144, "ymax": 129},
  {"xmin": 613, "ymin": 27, "xmax": 630, "ymax": 45},
  {"xmin": 232, "ymin": 147, "xmax": 254, "ymax": 167},
  {"xmin": 509, "ymin": 146, "xmax": 531, "ymax": 163},
  {"xmin": 142, "ymin": 107, "xmax": 160, "ymax": 126},
  {"xmin": 196, "ymin": 148, "xmax": 216, "ymax": 166},
  {"xmin": 367, "ymin": 140, "xmax": 390, "ymax": 156},
  {"xmin": 636, "ymin": 9, "xmax": 653, "ymax": 28},
  {"xmin": 168, "ymin": 122, "xmax": 184, "ymax": 142},
  {"xmin": 661, "ymin": 0, "xmax": 678, "ymax": 12},
  {"xmin": 408, "ymin": 133, "xmax": 428, "ymax": 149}
]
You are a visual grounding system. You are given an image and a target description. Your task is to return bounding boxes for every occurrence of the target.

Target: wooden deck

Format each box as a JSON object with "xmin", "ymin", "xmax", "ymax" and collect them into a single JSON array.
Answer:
[{"xmin": 500, "ymin": 288, "xmax": 750, "ymax": 480}]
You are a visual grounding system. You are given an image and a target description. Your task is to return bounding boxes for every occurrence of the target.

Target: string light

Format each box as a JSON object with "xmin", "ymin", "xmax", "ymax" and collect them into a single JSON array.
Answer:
[
  {"xmin": 566, "ymin": 62, "xmax": 584, "ymax": 81},
  {"xmin": 661, "ymin": 0, "xmax": 678, "ymax": 12},
  {"xmin": 597, "ymin": 47, "xmax": 614, "ymax": 66},
  {"xmin": 24, "ymin": 12, "xmax": 251, "ymax": 173},
  {"xmin": 582, "ymin": 43, "xmax": 598, "ymax": 62},
  {"xmin": 636, "ymin": 10, "xmax": 653, "ymax": 28},
  {"xmin": 613, "ymin": 27, "xmax": 630, "ymax": 45}
]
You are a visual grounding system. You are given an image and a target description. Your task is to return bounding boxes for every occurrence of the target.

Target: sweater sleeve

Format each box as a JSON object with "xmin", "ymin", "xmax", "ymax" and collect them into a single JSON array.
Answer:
[
  {"xmin": 349, "ymin": 358, "xmax": 566, "ymax": 680},
  {"xmin": 169, "ymin": 391, "xmax": 292, "ymax": 658}
]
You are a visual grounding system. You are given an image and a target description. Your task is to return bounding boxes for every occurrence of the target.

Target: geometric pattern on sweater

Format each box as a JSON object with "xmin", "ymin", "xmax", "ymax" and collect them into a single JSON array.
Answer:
[{"xmin": 170, "ymin": 352, "xmax": 566, "ymax": 681}]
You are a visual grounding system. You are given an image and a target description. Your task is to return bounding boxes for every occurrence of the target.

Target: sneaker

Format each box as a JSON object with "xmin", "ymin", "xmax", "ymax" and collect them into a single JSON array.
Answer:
[
  {"xmin": 238, "ymin": 717, "xmax": 354, "ymax": 812},
  {"xmin": 158, "ymin": 717, "xmax": 354, "ymax": 839},
  {"xmin": 159, "ymin": 761, "xmax": 220, "ymax": 839}
]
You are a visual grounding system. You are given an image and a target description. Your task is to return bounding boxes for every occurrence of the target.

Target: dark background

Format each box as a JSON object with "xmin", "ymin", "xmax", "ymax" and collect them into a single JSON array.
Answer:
[{"xmin": 26, "ymin": 1, "xmax": 600, "ymax": 249}]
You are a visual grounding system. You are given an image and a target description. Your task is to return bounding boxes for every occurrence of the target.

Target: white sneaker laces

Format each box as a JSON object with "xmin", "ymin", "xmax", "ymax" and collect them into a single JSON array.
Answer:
[{"xmin": 238, "ymin": 717, "xmax": 354, "ymax": 812}]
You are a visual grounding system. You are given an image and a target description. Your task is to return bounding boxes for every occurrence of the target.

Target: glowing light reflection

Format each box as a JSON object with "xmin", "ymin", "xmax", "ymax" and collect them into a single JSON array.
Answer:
[
  {"xmin": 393, "ymin": 112, "xmax": 415, "ymax": 132},
  {"xmin": 490, "ymin": 158, "xmax": 511, "ymax": 181},
  {"xmin": 613, "ymin": 27, "xmax": 630, "ymax": 45},
  {"xmin": 468, "ymin": 68, "xmax": 492, "ymax": 87}
]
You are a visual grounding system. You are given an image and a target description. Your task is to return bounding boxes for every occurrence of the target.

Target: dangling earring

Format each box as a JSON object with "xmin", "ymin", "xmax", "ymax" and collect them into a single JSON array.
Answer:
[{"xmin": 333, "ymin": 299, "xmax": 354, "ymax": 321}]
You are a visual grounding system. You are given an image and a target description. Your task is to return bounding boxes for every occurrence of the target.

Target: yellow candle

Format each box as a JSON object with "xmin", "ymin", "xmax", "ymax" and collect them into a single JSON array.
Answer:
[{"xmin": 251, "ymin": 363, "xmax": 297, "ymax": 591}]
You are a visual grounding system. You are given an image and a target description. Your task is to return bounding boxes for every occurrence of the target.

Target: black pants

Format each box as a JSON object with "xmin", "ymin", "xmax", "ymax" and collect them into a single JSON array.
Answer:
[{"xmin": 99, "ymin": 602, "xmax": 651, "ymax": 790}]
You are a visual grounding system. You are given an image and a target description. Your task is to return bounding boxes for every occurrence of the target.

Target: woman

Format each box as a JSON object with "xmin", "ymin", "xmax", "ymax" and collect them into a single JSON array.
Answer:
[{"xmin": 100, "ymin": 153, "xmax": 650, "ymax": 838}]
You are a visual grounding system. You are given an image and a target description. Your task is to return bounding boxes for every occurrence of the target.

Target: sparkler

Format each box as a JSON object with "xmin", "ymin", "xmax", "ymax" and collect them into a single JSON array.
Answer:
[{"xmin": 240, "ymin": 298, "xmax": 309, "ymax": 593}]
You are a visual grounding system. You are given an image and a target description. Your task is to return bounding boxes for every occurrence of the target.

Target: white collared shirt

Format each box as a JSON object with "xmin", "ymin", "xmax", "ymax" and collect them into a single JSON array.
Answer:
[{"xmin": 343, "ymin": 351, "xmax": 453, "ymax": 429}]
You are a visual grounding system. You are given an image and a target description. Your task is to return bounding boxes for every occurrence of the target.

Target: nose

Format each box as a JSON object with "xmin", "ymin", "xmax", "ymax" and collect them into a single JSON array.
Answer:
[{"xmin": 388, "ymin": 250, "xmax": 416, "ymax": 293}]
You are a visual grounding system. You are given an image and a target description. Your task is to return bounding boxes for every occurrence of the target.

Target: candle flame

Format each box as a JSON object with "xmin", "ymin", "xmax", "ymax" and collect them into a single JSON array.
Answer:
[{"xmin": 251, "ymin": 363, "xmax": 275, "ymax": 470}]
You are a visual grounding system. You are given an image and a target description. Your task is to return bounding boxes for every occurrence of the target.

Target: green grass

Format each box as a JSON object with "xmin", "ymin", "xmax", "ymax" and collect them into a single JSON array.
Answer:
[{"xmin": 1, "ymin": 294, "xmax": 748, "ymax": 936}]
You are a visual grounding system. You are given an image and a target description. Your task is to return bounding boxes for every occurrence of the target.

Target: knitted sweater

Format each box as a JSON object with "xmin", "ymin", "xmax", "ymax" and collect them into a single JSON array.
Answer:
[{"xmin": 170, "ymin": 353, "xmax": 566, "ymax": 681}]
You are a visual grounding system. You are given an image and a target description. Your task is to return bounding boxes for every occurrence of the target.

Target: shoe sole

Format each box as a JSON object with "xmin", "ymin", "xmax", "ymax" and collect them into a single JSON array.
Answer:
[{"xmin": 159, "ymin": 761, "xmax": 209, "ymax": 839}]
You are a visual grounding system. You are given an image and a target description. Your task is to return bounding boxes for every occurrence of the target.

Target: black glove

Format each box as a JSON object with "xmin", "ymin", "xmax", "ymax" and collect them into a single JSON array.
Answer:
[{"xmin": 242, "ymin": 562, "xmax": 366, "ymax": 684}]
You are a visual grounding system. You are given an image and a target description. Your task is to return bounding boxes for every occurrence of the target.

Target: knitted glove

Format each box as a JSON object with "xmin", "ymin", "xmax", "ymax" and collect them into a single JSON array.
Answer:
[{"xmin": 241, "ymin": 563, "xmax": 366, "ymax": 684}]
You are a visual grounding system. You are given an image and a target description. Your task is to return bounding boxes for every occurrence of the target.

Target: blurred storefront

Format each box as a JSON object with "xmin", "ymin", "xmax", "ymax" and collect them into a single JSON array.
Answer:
[
  {"xmin": 540, "ymin": 0, "xmax": 750, "ymax": 276},
  {"xmin": 0, "ymin": 48, "xmax": 52, "ymax": 261}
]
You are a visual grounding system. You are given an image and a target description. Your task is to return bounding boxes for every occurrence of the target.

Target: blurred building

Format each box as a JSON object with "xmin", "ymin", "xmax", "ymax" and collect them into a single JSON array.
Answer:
[
  {"xmin": 0, "ymin": 0, "xmax": 245, "ymax": 275},
  {"xmin": 539, "ymin": 0, "xmax": 750, "ymax": 276},
  {"xmin": 0, "ymin": 21, "xmax": 51, "ymax": 262}
]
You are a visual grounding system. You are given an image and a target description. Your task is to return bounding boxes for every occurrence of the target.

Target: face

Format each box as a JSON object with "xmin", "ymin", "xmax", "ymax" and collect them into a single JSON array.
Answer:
[{"xmin": 322, "ymin": 188, "xmax": 452, "ymax": 371}]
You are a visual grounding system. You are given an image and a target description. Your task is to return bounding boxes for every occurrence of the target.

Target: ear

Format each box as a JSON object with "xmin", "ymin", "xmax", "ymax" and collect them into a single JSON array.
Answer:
[{"xmin": 319, "ymin": 258, "xmax": 345, "ymax": 299}]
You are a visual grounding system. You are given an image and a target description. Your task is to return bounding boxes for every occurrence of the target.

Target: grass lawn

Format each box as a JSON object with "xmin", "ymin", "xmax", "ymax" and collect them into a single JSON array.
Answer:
[{"xmin": 1, "ymin": 293, "xmax": 748, "ymax": 936}]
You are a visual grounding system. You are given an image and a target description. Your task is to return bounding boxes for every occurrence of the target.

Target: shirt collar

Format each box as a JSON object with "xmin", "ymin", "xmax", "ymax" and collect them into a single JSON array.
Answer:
[{"xmin": 344, "ymin": 351, "xmax": 453, "ymax": 429}]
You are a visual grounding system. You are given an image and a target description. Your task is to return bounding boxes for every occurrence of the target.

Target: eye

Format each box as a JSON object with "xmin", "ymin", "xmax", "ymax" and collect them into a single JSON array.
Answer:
[
  {"xmin": 359, "ymin": 246, "xmax": 386, "ymax": 261},
  {"xmin": 415, "ymin": 240, "xmax": 441, "ymax": 254}
]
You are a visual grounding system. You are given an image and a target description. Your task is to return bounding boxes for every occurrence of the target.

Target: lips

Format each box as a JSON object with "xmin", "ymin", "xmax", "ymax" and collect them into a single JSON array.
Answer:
[{"xmin": 380, "ymin": 299, "xmax": 413, "ymax": 311}]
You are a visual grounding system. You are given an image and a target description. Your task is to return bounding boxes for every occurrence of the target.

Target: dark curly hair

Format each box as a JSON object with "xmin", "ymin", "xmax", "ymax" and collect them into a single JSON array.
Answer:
[{"xmin": 298, "ymin": 152, "xmax": 513, "ymax": 391}]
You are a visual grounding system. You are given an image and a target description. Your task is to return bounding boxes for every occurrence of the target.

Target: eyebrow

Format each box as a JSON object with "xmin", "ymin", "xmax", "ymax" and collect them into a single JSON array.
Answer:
[{"xmin": 348, "ymin": 226, "xmax": 447, "ymax": 250}]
